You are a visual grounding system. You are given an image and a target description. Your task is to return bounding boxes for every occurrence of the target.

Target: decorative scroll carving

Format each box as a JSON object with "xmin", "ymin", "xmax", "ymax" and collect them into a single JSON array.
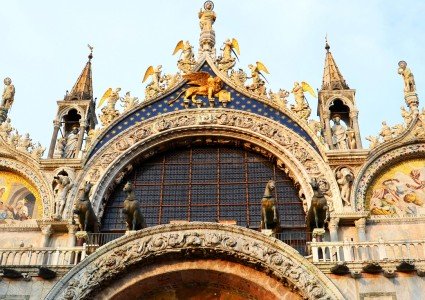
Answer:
[{"xmin": 48, "ymin": 224, "xmax": 341, "ymax": 300}]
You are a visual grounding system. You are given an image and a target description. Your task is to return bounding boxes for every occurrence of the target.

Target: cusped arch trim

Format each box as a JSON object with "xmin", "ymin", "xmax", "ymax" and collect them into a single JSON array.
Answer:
[
  {"xmin": 70, "ymin": 109, "xmax": 341, "ymax": 217},
  {"xmin": 352, "ymin": 142, "xmax": 425, "ymax": 211},
  {"xmin": 45, "ymin": 223, "xmax": 344, "ymax": 300},
  {"xmin": 0, "ymin": 158, "xmax": 53, "ymax": 219}
]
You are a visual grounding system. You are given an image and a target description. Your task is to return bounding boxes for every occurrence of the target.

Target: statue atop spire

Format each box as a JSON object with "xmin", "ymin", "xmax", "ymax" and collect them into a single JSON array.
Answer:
[
  {"xmin": 198, "ymin": 1, "xmax": 216, "ymax": 57},
  {"xmin": 321, "ymin": 38, "xmax": 349, "ymax": 90}
]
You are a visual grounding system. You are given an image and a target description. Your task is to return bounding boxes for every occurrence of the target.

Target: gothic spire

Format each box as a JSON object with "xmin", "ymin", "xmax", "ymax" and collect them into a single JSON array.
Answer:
[
  {"xmin": 321, "ymin": 39, "xmax": 349, "ymax": 90},
  {"xmin": 67, "ymin": 46, "xmax": 93, "ymax": 101}
]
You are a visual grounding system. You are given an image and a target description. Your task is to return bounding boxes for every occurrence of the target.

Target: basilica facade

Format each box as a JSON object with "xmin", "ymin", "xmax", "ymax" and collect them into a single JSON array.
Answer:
[{"xmin": 0, "ymin": 2, "xmax": 425, "ymax": 299}]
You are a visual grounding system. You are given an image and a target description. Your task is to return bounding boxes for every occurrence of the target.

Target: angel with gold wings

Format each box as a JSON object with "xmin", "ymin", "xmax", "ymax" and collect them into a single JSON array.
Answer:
[
  {"xmin": 290, "ymin": 82, "xmax": 316, "ymax": 120},
  {"xmin": 168, "ymin": 72, "xmax": 224, "ymax": 108},
  {"xmin": 247, "ymin": 61, "xmax": 269, "ymax": 96},
  {"xmin": 97, "ymin": 87, "xmax": 121, "ymax": 126},
  {"xmin": 217, "ymin": 38, "xmax": 240, "ymax": 73},
  {"xmin": 142, "ymin": 65, "xmax": 164, "ymax": 100},
  {"xmin": 173, "ymin": 40, "xmax": 196, "ymax": 74}
]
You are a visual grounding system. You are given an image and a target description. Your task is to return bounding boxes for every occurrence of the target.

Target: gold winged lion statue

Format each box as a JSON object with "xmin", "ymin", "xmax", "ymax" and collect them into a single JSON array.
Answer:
[{"xmin": 168, "ymin": 71, "xmax": 228, "ymax": 108}]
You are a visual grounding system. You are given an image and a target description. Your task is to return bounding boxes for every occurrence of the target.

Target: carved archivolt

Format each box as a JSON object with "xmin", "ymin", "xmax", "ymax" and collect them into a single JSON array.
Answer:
[
  {"xmin": 352, "ymin": 143, "xmax": 425, "ymax": 211},
  {"xmin": 0, "ymin": 158, "xmax": 53, "ymax": 218},
  {"xmin": 45, "ymin": 223, "xmax": 344, "ymax": 300},
  {"xmin": 69, "ymin": 109, "xmax": 341, "ymax": 218}
]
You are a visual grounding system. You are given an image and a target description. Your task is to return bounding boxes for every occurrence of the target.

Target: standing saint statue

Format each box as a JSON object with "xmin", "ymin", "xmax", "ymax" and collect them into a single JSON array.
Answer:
[
  {"xmin": 398, "ymin": 61, "xmax": 415, "ymax": 93},
  {"xmin": 331, "ymin": 114, "xmax": 348, "ymax": 150},
  {"xmin": 64, "ymin": 125, "xmax": 79, "ymax": 158},
  {"xmin": 1, "ymin": 77, "xmax": 15, "ymax": 110},
  {"xmin": 198, "ymin": 1, "xmax": 216, "ymax": 32}
]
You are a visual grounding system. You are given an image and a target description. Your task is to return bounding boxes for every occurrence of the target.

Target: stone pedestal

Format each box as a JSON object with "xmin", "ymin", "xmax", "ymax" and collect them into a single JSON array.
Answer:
[
  {"xmin": 312, "ymin": 228, "xmax": 326, "ymax": 242},
  {"xmin": 125, "ymin": 230, "xmax": 137, "ymax": 236},
  {"xmin": 261, "ymin": 229, "xmax": 275, "ymax": 237},
  {"xmin": 404, "ymin": 92, "xmax": 419, "ymax": 112},
  {"xmin": 75, "ymin": 231, "xmax": 88, "ymax": 246}
]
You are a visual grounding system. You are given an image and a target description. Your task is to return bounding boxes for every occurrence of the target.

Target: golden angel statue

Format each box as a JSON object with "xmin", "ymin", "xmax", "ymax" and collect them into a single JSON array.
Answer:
[
  {"xmin": 168, "ymin": 72, "xmax": 226, "ymax": 108},
  {"xmin": 290, "ymin": 82, "xmax": 316, "ymax": 121},
  {"xmin": 121, "ymin": 91, "xmax": 139, "ymax": 112},
  {"xmin": 142, "ymin": 65, "xmax": 164, "ymax": 100},
  {"xmin": 98, "ymin": 87, "xmax": 121, "ymax": 127},
  {"xmin": 217, "ymin": 38, "xmax": 240, "ymax": 74},
  {"xmin": 198, "ymin": 1, "xmax": 216, "ymax": 32},
  {"xmin": 398, "ymin": 61, "xmax": 415, "ymax": 94},
  {"xmin": 247, "ymin": 61, "xmax": 269, "ymax": 96},
  {"xmin": 173, "ymin": 40, "xmax": 196, "ymax": 74}
]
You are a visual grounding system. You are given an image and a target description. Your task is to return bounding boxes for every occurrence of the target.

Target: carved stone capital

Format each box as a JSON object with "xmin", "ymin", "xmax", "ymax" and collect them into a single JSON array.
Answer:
[
  {"xmin": 67, "ymin": 223, "xmax": 79, "ymax": 235},
  {"xmin": 75, "ymin": 231, "xmax": 88, "ymax": 240},
  {"xmin": 354, "ymin": 217, "xmax": 366, "ymax": 229},
  {"xmin": 328, "ymin": 217, "xmax": 340, "ymax": 231},
  {"xmin": 53, "ymin": 119, "xmax": 61, "ymax": 127},
  {"xmin": 40, "ymin": 224, "xmax": 53, "ymax": 236}
]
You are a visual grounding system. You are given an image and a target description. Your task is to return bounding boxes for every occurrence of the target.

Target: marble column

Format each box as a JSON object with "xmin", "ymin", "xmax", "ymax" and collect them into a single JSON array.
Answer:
[
  {"xmin": 76, "ymin": 120, "xmax": 86, "ymax": 156},
  {"xmin": 354, "ymin": 217, "xmax": 366, "ymax": 242},
  {"xmin": 48, "ymin": 119, "xmax": 61, "ymax": 158},
  {"xmin": 40, "ymin": 225, "xmax": 53, "ymax": 247},
  {"xmin": 323, "ymin": 112, "xmax": 333, "ymax": 149},
  {"xmin": 349, "ymin": 110, "xmax": 362, "ymax": 149},
  {"xmin": 67, "ymin": 223, "xmax": 78, "ymax": 247},
  {"xmin": 328, "ymin": 217, "xmax": 340, "ymax": 242}
]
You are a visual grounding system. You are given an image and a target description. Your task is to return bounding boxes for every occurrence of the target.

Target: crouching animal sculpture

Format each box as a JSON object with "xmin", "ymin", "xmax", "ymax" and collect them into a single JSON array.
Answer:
[
  {"xmin": 73, "ymin": 181, "xmax": 99, "ymax": 232},
  {"xmin": 306, "ymin": 178, "xmax": 330, "ymax": 231},
  {"xmin": 260, "ymin": 180, "xmax": 280, "ymax": 231},
  {"xmin": 122, "ymin": 182, "xmax": 146, "ymax": 231}
]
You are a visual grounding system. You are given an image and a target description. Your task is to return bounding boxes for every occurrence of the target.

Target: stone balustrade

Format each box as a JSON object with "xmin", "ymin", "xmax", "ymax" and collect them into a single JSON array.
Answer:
[
  {"xmin": 0, "ymin": 246, "xmax": 87, "ymax": 266},
  {"xmin": 310, "ymin": 239, "xmax": 425, "ymax": 263}
]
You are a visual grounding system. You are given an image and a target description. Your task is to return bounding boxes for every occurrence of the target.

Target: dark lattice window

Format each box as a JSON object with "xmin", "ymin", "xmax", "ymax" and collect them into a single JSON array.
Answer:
[{"xmin": 101, "ymin": 147, "xmax": 307, "ymax": 250}]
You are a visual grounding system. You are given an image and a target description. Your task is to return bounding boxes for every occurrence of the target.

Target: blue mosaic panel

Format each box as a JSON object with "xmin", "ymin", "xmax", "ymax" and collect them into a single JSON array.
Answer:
[{"xmin": 89, "ymin": 62, "xmax": 318, "ymax": 160}]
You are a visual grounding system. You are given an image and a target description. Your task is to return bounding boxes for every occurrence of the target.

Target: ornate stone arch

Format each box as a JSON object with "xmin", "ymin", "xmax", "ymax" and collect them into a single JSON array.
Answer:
[
  {"xmin": 68, "ymin": 109, "xmax": 342, "ymax": 218},
  {"xmin": 352, "ymin": 142, "xmax": 425, "ymax": 211},
  {"xmin": 0, "ymin": 158, "xmax": 53, "ymax": 219},
  {"xmin": 58, "ymin": 105, "xmax": 85, "ymax": 121},
  {"xmin": 325, "ymin": 95, "xmax": 356, "ymax": 112},
  {"xmin": 45, "ymin": 223, "xmax": 344, "ymax": 299}
]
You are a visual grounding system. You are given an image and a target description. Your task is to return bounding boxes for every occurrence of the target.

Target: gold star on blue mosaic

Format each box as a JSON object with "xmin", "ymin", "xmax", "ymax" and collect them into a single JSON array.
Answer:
[
  {"xmin": 124, "ymin": 121, "xmax": 128, "ymax": 125},
  {"xmin": 142, "ymin": 108, "xmax": 146, "ymax": 112},
  {"xmin": 147, "ymin": 112, "xmax": 151, "ymax": 116},
  {"xmin": 136, "ymin": 112, "xmax": 140, "ymax": 116},
  {"xmin": 112, "ymin": 130, "xmax": 116, "ymax": 134},
  {"xmin": 174, "ymin": 107, "xmax": 179, "ymax": 111},
  {"xmin": 158, "ymin": 104, "xmax": 163, "ymax": 108},
  {"xmin": 236, "ymin": 93, "xmax": 240, "ymax": 97},
  {"xmin": 247, "ymin": 109, "xmax": 252, "ymax": 112},
  {"xmin": 141, "ymin": 117, "xmax": 145, "ymax": 121},
  {"xmin": 163, "ymin": 108, "xmax": 168, "ymax": 112},
  {"xmin": 118, "ymin": 126, "xmax": 122, "ymax": 130},
  {"xmin": 130, "ymin": 117, "xmax": 134, "ymax": 121}
]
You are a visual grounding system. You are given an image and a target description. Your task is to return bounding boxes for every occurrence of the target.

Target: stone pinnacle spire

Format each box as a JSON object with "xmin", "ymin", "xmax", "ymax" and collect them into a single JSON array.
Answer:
[
  {"xmin": 321, "ymin": 38, "xmax": 349, "ymax": 90},
  {"xmin": 198, "ymin": 1, "xmax": 216, "ymax": 57},
  {"xmin": 67, "ymin": 45, "xmax": 94, "ymax": 101}
]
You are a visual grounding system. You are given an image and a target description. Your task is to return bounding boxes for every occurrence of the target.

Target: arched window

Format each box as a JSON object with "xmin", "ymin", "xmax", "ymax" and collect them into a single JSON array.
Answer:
[{"xmin": 101, "ymin": 146, "xmax": 309, "ymax": 253}]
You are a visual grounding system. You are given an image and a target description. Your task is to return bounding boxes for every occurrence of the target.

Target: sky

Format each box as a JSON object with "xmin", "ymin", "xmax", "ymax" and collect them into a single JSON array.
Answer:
[{"xmin": 1, "ymin": 0, "xmax": 425, "ymax": 150}]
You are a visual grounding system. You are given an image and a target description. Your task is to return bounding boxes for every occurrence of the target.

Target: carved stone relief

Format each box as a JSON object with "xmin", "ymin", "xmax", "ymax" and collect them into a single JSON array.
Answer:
[{"xmin": 46, "ymin": 223, "xmax": 343, "ymax": 300}]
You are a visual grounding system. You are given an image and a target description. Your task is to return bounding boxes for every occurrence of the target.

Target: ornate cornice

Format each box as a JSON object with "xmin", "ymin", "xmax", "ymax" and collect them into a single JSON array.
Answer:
[{"xmin": 45, "ymin": 223, "xmax": 344, "ymax": 300}]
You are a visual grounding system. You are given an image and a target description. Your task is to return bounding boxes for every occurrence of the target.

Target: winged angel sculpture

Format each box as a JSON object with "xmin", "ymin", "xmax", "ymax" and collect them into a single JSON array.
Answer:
[
  {"xmin": 217, "ymin": 38, "xmax": 240, "ymax": 74},
  {"xmin": 98, "ymin": 88, "xmax": 121, "ymax": 126},
  {"xmin": 247, "ymin": 61, "xmax": 269, "ymax": 96},
  {"xmin": 290, "ymin": 82, "xmax": 316, "ymax": 121},
  {"xmin": 168, "ymin": 72, "xmax": 230, "ymax": 108},
  {"xmin": 173, "ymin": 40, "xmax": 196, "ymax": 74},
  {"xmin": 142, "ymin": 65, "xmax": 164, "ymax": 100}
]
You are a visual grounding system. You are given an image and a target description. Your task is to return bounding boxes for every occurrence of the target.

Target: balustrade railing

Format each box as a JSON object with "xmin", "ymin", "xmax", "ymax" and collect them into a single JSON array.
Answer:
[
  {"xmin": 87, "ymin": 232, "xmax": 125, "ymax": 247},
  {"xmin": 0, "ymin": 246, "xmax": 86, "ymax": 266},
  {"xmin": 310, "ymin": 239, "xmax": 425, "ymax": 263}
]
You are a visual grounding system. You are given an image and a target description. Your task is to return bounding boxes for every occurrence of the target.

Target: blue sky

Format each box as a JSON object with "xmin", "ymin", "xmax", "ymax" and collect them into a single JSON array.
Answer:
[{"xmin": 1, "ymin": 0, "xmax": 424, "ymax": 149}]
